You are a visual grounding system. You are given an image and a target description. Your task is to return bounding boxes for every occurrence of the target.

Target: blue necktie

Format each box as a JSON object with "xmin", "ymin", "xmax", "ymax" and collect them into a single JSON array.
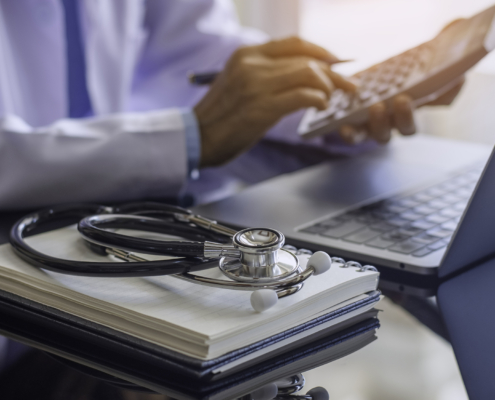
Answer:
[{"xmin": 61, "ymin": 0, "xmax": 92, "ymax": 118}]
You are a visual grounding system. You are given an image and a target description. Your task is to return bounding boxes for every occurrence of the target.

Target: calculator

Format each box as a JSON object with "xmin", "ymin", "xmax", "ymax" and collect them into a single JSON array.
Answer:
[{"xmin": 298, "ymin": 5, "xmax": 495, "ymax": 139}]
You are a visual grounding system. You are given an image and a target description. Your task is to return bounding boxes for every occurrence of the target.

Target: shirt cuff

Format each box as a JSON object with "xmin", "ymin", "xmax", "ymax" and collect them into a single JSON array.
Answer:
[{"xmin": 181, "ymin": 109, "xmax": 201, "ymax": 179}]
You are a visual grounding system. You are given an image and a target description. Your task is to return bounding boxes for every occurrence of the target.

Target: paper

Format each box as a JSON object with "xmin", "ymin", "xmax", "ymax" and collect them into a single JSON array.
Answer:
[{"xmin": 0, "ymin": 225, "xmax": 378, "ymax": 357}]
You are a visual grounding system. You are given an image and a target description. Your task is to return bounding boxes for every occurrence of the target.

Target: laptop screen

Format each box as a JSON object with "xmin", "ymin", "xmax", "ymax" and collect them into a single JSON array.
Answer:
[{"xmin": 440, "ymin": 146, "xmax": 495, "ymax": 279}]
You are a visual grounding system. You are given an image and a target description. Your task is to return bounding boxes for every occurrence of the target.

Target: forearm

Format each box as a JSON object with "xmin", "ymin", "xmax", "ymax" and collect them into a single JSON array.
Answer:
[{"xmin": 0, "ymin": 110, "xmax": 189, "ymax": 210}]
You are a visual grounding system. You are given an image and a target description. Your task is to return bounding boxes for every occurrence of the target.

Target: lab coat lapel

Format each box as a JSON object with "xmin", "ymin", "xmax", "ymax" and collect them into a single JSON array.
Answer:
[{"xmin": 80, "ymin": 0, "xmax": 146, "ymax": 115}]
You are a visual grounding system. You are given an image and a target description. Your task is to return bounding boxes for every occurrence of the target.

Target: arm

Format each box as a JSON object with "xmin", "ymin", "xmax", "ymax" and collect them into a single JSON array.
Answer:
[{"xmin": 0, "ymin": 110, "xmax": 189, "ymax": 210}]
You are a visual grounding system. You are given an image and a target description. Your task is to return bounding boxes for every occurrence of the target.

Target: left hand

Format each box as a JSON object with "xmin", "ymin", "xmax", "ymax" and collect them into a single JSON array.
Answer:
[
  {"xmin": 338, "ymin": 77, "xmax": 465, "ymax": 145},
  {"xmin": 339, "ymin": 17, "xmax": 468, "ymax": 146}
]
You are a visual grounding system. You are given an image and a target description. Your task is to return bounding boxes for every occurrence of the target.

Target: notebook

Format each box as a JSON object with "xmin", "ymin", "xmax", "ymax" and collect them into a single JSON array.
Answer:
[
  {"xmin": 0, "ymin": 307, "xmax": 379, "ymax": 399},
  {"xmin": 0, "ymin": 225, "xmax": 379, "ymax": 361}
]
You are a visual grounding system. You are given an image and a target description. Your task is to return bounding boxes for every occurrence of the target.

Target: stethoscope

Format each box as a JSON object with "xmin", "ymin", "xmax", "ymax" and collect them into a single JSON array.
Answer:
[
  {"xmin": 242, "ymin": 373, "xmax": 329, "ymax": 400},
  {"xmin": 9, "ymin": 202, "xmax": 365, "ymax": 312}
]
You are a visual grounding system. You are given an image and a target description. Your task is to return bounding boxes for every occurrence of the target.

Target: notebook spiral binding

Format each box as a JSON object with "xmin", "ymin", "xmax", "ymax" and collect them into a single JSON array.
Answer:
[{"xmin": 282, "ymin": 245, "xmax": 378, "ymax": 273}]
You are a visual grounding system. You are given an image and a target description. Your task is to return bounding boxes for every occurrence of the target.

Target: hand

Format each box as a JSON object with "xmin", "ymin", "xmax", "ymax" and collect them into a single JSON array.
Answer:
[
  {"xmin": 194, "ymin": 37, "xmax": 356, "ymax": 167},
  {"xmin": 338, "ymin": 18, "xmax": 467, "ymax": 145},
  {"xmin": 338, "ymin": 77, "xmax": 465, "ymax": 145}
]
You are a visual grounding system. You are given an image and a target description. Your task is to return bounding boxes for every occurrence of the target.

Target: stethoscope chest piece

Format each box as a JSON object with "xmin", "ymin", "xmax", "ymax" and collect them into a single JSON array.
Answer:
[{"xmin": 219, "ymin": 228, "xmax": 299, "ymax": 283}]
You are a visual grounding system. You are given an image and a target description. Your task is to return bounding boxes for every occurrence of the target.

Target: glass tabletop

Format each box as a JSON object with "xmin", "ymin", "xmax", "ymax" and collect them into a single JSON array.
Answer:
[
  {"xmin": 301, "ymin": 297, "xmax": 466, "ymax": 400},
  {"xmin": 109, "ymin": 297, "xmax": 466, "ymax": 400}
]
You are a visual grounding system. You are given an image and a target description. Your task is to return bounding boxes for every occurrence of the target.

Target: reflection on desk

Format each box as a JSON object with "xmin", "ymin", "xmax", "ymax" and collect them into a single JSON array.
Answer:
[{"xmin": 0, "ymin": 316, "xmax": 379, "ymax": 400}]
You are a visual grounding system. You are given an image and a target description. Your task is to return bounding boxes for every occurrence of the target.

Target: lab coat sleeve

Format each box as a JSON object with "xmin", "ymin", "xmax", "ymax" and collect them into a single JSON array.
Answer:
[{"xmin": 0, "ymin": 109, "xmax": 189, "ymax": 210}]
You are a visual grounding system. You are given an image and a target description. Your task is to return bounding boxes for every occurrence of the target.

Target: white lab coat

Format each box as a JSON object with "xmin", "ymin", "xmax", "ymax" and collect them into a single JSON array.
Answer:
[{"xmin": 0, "ymin": 0, "xmax": 266, "ymax": 209}]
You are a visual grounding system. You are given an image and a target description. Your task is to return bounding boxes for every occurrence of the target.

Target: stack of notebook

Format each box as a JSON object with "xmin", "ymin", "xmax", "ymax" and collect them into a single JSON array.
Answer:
[{"xmin": 0, "ymin": 225, "xmax": 380, "ymax": 385}]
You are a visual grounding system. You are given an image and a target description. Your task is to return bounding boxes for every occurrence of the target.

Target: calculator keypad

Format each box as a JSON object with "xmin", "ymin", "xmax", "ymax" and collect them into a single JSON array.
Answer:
[{"xmin": 310, "ymin": 44, "xmax": 432, "ymax": 129}]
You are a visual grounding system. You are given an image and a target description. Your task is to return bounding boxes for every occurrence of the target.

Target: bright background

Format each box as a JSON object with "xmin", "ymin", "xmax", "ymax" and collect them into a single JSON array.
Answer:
[{"xmin": 234, "ymin": 0, "xmax": 495, "ymax": 145}]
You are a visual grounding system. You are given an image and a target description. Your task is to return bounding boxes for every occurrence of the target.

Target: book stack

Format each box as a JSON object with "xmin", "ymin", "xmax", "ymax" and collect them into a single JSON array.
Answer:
[{"xmin": 0, "ymin": 225, "xmax": 380, "ymax": 392}]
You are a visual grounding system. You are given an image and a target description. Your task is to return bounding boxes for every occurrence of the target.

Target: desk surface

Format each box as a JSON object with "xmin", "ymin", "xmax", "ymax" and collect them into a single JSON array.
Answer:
[{"xmin": 300, "ymin": 297, "xmax": 465, "ymax": 400}]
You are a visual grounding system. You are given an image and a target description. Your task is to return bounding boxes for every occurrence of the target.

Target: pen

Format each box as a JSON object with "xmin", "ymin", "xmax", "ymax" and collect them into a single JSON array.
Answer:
[{"xmin": 188, "ymin": 59, "xmax": 354, "ymax": 85}]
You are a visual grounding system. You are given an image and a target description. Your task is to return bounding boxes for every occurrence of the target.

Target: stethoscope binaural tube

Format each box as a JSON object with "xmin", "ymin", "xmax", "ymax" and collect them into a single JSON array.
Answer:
[
  {"xmin": 9, "ymin": 203, "xmax": 229, "ymax": 277},
  {"xmin": 78, "ymin": 214, "xmax": 224, "ymax": 258},
  {"xmin": 9, "ymin": 202, "xmax": 338, "ymax": 312}
]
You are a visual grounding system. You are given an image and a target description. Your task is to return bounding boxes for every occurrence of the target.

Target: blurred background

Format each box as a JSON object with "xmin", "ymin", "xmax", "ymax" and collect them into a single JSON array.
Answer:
[
  {"xmin": 234, "ymin": 0, "xmax": 495, "ymax": 146},
  {"xmin": 231, "ymin": 1, "xmax": 495, "ymax": 399}
]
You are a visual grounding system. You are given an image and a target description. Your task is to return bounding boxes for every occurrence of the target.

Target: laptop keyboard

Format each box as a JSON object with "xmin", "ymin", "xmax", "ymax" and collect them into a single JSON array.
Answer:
[{"xmin": 299, "ymin": 166, "xmax": 483, "ymax": 257}]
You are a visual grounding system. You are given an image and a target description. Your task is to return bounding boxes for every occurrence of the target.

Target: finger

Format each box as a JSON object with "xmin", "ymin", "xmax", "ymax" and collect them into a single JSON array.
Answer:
[
  {"xmin": 426, "ymin": 77, "xmax": 465, "ymax": 106},
  {"xmin": 393, "ymin": 94, "xmax": 416, "ymax": 135},
  {"xmin": 368, "ymin": 102, "xmax": 392, "ymax": 143},
  {"xmin": 339, "ymin": 125, "xmax": 368, "ymax": 145},
  {"xmin": 259, "ymin": 36, "xmax": 338, "ymax": 63},
  {"xmin": 270, "ymin": 88, "xmax": 328, "ymax": 115},
  {"xmin": 267, "ymin": 60, "xmax": 334, "ymax": 98},
  {"xmin": 268, "ymin": 57, "xmax": 357, "ymax": 93},
  {"xmin": 324, "ymin": 67, "xmax": 358, "ymax": 93}
]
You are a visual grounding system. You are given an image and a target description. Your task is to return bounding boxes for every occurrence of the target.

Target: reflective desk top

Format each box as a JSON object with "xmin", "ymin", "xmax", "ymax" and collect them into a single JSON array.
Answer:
[{"xmin": 301, "ymin": 297, "xmax": 465, "ymax": 400}]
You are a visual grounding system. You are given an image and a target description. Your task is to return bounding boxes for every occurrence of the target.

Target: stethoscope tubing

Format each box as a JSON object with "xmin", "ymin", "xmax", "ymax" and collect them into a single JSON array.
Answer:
[
  {"xmin": 78, "ymin": 214, "xmax": 206, "ymax": 257},
  {"xmin": 9, "ymin": 203, "xmax": 226, "ymax": 277}
]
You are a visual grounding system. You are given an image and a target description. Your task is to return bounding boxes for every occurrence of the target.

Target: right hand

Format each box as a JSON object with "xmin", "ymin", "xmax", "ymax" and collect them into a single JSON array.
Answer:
[{"xmin": 194, "ymin": 37, "xmax": 356, "ymax": 168}]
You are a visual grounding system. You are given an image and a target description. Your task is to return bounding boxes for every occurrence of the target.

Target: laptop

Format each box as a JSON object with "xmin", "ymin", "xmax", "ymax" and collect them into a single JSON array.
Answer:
[{"xmin": 195, "ymin": 134, "xmax": 493, "ymax": 276}]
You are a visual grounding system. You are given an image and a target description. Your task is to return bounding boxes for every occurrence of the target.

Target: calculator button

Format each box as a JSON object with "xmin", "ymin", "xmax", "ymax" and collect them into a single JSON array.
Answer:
[
  {"xmin": 393, "ymin": 75, "xmax": 406, "ymax": 86},
  {"xmin": 378, "ymin": 72, "xmax": 394, "ymax": 82},
  {"xmin": 396, "ymin": 66, "xmax": 409, "ymax": 76},
  {"xmin": 359, "ymin": 90, "xmax": 373, "ymax": 101},
  {"xmin": 339, "ymin": 96, "xmax": 351, "ymax": 109},
  {"xmin": 376, "ymin": 84, "xmax": 390, "ymax": 94}
]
